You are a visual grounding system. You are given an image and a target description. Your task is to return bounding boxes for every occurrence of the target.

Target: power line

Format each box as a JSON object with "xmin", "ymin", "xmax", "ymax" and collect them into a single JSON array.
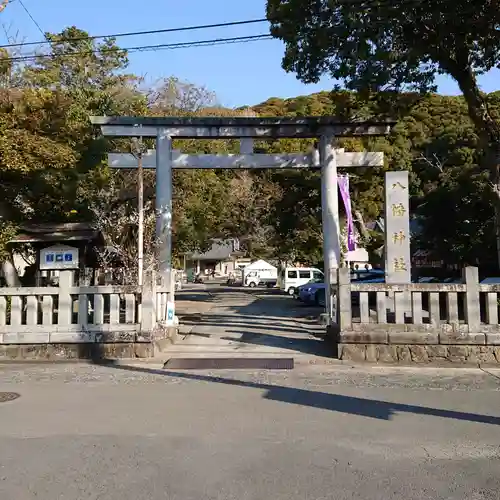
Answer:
[
  {"xmin": 6, "ymin": 33, "xmax": 274, "ymax": 63},
  {"xmin": 0, "ymin": 0, "xmax": 417, "ymax": 51},
  {"xmin": 17, "ymin": 0, "xmax": 46, "ymax": 39},
  {"xmin": 0, "ymin": 0, "xmax": 461, "ymax": 53},
  {"xmin": 0, "ymin": 18, "xmax": 268, "ymax": 50}
]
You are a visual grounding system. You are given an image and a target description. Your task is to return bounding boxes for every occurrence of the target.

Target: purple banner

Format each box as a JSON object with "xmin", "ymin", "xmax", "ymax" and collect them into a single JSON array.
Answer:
[{"xmin": 338, "ymin": 175, "xmax": 356, "ymax": 252}]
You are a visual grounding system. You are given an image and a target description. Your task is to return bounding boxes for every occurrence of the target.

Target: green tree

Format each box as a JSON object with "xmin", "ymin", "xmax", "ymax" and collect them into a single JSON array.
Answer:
[
  {"xmin": 250, "ymin": 91, "xmax": 400, "ymax": 263},
  {"xmin": 267, "ymin": 0, "xmax": 500, "ymax": 267},
  {"xmin": 0, "ymin": 27, "xmax": 146, "ymax": 283}
]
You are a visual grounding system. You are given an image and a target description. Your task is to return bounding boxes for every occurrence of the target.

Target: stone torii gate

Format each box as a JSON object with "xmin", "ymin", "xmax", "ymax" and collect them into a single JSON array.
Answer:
[{"xmin": 90, "ymin": 116, "xmax": 394, "ymax": 322}]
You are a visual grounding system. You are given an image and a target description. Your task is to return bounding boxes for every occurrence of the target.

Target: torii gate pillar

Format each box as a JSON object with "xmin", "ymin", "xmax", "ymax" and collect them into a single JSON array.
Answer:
[
  {"xmin": 320, "ymin": 135, "xmax": 341, "ymax": 320},
  {"xmin": 156, "ymin": 129, "xmax": 174, "ymax": 301}
]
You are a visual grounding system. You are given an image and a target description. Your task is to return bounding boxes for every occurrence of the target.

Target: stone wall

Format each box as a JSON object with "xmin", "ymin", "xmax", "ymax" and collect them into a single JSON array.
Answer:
[
  {"xmin": 324, "ymin": 265, "xmax": 500, "ymax": 365},
  {"xmin": 0, "ymin": 342, "xmax": 154, "ymax": 361},
  {"xmin": 0, "ymin": 326, "xmax": 178, "ymax": 361},
  {"xmin": 339, "ymin": 344, "xmax": 500, "ymax": 364},
  {"xmin": 328, "ymin": 324, "xmax": 500, "ymax": 364}
]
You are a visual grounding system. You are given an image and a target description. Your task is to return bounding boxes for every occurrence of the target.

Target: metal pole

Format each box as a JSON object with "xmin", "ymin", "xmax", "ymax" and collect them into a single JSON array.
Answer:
[
  {"xmin": 320, "ymin": 135, "xmax": 341, "ymax": 323},
  {"xmin": 137, "ymin": 152, "xmax": 144, "ymax": 287},
  {"xmin": 156, "ymin": 129, "xmax": 174, "ymax": 306}
]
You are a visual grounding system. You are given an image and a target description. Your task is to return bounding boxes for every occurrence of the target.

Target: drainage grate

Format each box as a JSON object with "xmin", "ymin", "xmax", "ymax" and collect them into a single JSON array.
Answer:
[
  {"xmin": 0, "ymin": 392, "xmax": 20, "ymax": 403},
  {"xmin": 163, "ymin": 357, "xmax": 294, "ymax": 370}
]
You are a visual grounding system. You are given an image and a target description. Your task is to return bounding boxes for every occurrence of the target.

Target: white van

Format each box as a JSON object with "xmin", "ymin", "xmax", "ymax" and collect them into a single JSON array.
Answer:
[{"xmin": 279, "ymin": 267, "xmax": 324, "ymax": 296}]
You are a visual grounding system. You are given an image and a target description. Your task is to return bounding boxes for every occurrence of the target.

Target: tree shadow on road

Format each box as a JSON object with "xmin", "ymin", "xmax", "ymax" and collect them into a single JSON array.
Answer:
[
  {"xmin": 98, "ymin": 362, "xmax": 500, "ymax": 426},
  {"xmin": 209, "ymin": 287, "xmax": 322, "ymax": 318},
  {"xmin": 220, "ymin": 330, "xmax": 331, "ymax": 356},
  {"xmin": 181, "ymin": 316, "xmax": 315, "ymax": 335}
]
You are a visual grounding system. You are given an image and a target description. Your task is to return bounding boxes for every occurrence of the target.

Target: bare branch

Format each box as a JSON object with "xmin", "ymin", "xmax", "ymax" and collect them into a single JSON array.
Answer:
[
  {"xmin": 88, "ymin": 172, "xmax": 159, "ymax": 285},
  {"xmin": 416, "ymin": 152, "xmax": 446, "ymax": 172},
  {"xmin": 147, "ymin": 76, "xmax": 218, "ymax": 115}
]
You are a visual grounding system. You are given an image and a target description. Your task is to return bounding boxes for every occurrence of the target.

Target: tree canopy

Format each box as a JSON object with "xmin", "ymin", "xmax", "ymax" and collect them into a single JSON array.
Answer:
[
  {"xmin": 1, "ymin": 25, "xmax": 499, "ymax": 281},
  {"xmin": 267, "ymin": 0, "xmax": 500, "ymax": 267}
]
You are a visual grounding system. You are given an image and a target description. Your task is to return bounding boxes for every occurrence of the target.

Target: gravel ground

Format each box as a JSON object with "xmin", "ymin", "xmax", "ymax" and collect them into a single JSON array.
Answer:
[{"xmin": 1, "ymin": 362, "xmax": 500, "ymax": 390}]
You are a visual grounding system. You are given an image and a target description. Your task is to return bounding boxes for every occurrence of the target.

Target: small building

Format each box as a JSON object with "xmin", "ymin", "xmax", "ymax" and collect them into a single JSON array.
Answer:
[
  {"xmin": 7, "ymin": 222, "xmax": 102, "ymax": 285},
  {"xmin": 184, "ymin": 239, "xmax": 245, "ymax": 277}
]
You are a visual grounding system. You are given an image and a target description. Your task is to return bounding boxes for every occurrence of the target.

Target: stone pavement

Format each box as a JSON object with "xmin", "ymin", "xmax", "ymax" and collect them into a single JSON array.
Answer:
[
  {"xmin": 0, "ymin": 362, "xmax": 499, "ymax": 499},
  {"xmin": 169, "ymin": 284, "xmax": 330, "ymax": 363},
  {"xmin": 175, "ymin": 284, "xmax": 217, "ymax": 318}
]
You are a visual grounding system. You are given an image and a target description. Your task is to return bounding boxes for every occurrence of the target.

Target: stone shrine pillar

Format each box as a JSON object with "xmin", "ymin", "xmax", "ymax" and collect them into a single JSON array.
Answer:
[
  {"xmin": 384, "ymin": 171, "xmax": 411, "ymax": 284},
  {"xmin": 384, "ymin": 171, "xmax": 411, "ymax": 316}
]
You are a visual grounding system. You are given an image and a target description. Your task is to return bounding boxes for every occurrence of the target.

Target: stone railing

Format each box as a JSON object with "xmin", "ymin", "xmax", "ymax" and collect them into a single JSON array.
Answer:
[
  {"xmin": 330, "ymin": 266, "xmax": 500, "ymax": 364},
  {"xmin": 0, "ymin": 270, "xmax": 177, "ymax": 360}
]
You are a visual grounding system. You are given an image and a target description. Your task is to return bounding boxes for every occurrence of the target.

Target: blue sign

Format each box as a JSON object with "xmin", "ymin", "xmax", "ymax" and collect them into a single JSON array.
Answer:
[
  {"xmin": 167, "ymin": 302, "xmax": 175, "ymax": 322},
  {"xmin": 40, "ymin": 246, "xmax": 79, "ymax": 270}
]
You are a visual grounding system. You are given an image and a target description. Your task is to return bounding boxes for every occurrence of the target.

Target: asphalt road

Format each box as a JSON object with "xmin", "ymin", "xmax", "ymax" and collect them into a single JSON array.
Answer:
[{"xmin": 1, "ymin": 362, "xmax": 500, "ymax": 500}]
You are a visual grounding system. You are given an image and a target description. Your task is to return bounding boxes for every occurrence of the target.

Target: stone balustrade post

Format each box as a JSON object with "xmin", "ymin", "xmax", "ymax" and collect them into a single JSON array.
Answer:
[
  {"xmin": 337, "ymin": 267, "xmax": 352, "ymax": 330},
  {"xmin": 463, "ymin": 266, "xmax": 480, "ymax": 331},
  {"xmin": 140, "ymin": 270, "xmax": 156, "ymax": 335}
]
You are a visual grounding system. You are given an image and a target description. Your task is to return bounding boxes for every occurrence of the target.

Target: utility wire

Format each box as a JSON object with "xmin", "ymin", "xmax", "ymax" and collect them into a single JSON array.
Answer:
[
  {"xmin": 6, "ymin": 33, "xmax": 274, "ymax": 63},
  {"xmin": 17, "ymin": 0, "xmax": 46, "ymax": 39},
  {"xmin": 0, "ymin": 0, "xmax": 424, "ymax": 50},
  {"xmin": 0, "ymin": 0, "xmax": 477, "ymax": 63},
  {"xmin": 0, "ymin": 18, "xmax": 269, "ymax": 49}
]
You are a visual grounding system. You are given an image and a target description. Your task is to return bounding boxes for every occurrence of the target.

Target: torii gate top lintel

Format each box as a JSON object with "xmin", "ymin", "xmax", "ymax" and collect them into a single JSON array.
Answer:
[{"xmin": 90, "ymin": 115, "xmax": 395, "ymax": 138}]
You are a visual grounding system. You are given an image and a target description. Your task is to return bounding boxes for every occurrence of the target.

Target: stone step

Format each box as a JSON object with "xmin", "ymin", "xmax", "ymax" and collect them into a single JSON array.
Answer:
[
  {"xmin": 165, "ymin": 345, "xmax": 299, "ymax": 353},
  {"xmin": 157, "ymin": 351, "xmax": 339, "ymax": 365}
]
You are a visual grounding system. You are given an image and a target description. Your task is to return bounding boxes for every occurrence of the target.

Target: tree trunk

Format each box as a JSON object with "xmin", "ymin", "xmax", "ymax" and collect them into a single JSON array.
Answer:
[
  {"xmin": 0, "ymin": 201, "xmax": 21, "ymax": 286},
  {"xmin": 1, "ymin": 255, "xmax": 21, "ymax": 287},
  {"xmin": 353, "ymin": 209, "xmax": 370, "ymax": 241},
  {"xmin": 453, "ymin": 65, "xmax": 500, "ymax": 270}
]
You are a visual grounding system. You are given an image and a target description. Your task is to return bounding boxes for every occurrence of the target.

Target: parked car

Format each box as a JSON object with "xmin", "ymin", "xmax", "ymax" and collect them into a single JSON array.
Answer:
[
  {"xmin": 351, "ymin": 272, "xmax": 385, "ymax": 306},
  {"xmin": 296, "ymin": 279, "xmax": 326, "ymax": 305},
  {"xmin": 297, "ymin": 269, "xmax": 386, "ymax": 307},
  {"xmin": 280, "ymin": 267, "xmax": 324, "ymax": 296},
  {"xmin": 417, "ymin": 276, "xmax": 440, "ymax": 283},
  {"xmin": 350, "ymin": 268, "xmax": 385, "ymax": 281}
]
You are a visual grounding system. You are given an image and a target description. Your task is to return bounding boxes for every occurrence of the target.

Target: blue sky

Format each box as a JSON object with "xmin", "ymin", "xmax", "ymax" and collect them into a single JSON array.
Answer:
[{"xmin": 2, "ymin": 0, "xmax": 499, "ymax": 108}]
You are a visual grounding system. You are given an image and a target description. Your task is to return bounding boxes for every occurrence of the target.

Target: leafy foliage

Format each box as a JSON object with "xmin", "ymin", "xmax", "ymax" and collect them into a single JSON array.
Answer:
[
  {"xmin": 267, "ymin": 0, "xmax": 500, "ymax": 267},
  {"xmin": 1, "ymin": 24, "xmax": 499, "ymax": 281},
  {"xmin": 266, "ymin": 0, "xmax": 500, "ymax": 93}
]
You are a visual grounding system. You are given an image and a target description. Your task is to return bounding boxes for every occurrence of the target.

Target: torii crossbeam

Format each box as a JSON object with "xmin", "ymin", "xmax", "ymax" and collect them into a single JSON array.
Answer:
[
  {"xmin": 108, "ymin": 149, "xmax": 384, "ymax": 170},
  {"xmin": 91, "ymin": 116, "xmax": 394, "ymax": 324}
]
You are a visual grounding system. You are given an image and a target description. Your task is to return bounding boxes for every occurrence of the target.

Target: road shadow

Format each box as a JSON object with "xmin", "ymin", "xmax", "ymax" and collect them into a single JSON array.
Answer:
[
  {"xmin": 220, "ymin": 330, "xmax": 331, "ymax": 356},
  {"xmin": 97, "ymin": 362, "xmax": 500, "ymax": 426},
  {"xmin": 219, "ymin": 290, "xmax": 322, "ymax": 319},
  {"xmin": 215, "ymin": 285, "xmax": 284, "ymax": 296},
  {"xmin": 177, "ymin": 288, "xmax": 328, "ymax": 356},
  {"xmin": 180, "ymin": 316, "xmax": 314, "ymax": 335}
]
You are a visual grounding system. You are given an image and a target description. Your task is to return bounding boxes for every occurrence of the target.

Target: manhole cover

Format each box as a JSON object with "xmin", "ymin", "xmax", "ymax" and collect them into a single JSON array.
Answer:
[
  {"xmin": 0, "ymin": 392, "xmax": 20, "ymax": 403},
  {"xmin": 163, "ymin": 357, "xmax": 294, "ymax": 370}
]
